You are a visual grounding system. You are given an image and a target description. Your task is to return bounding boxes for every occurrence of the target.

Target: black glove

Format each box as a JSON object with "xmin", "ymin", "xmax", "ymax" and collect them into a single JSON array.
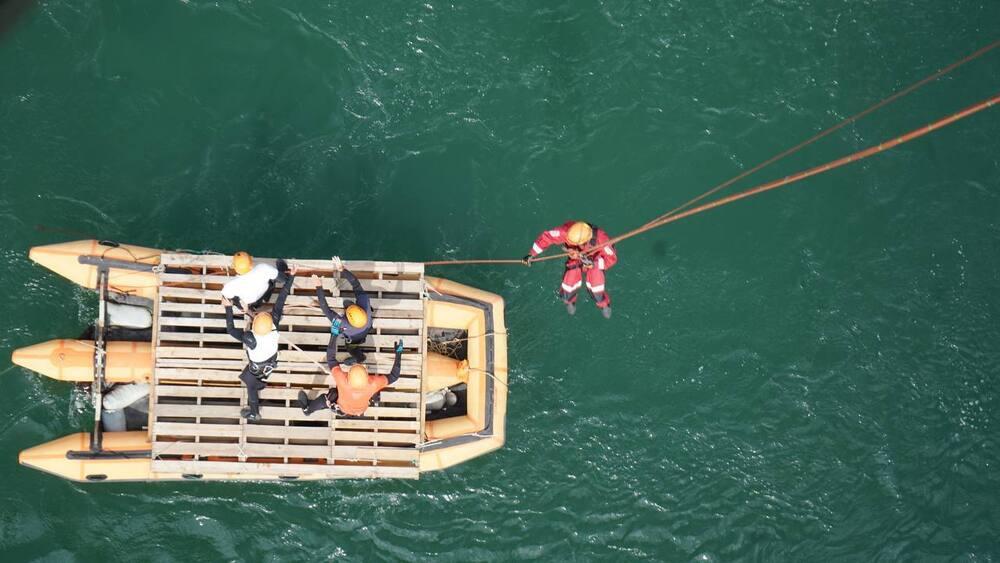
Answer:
[{"xmin": 521, "ymin": 255, "xmax": 532, "ymax": 266}]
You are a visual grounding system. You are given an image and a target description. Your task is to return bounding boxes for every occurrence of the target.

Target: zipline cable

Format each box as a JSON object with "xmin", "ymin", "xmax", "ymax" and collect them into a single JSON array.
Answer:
[
  {"xmin": 423, "ymin": 39, "xmax": 999, "ymax": 267},
  {"xmin": 426, "ymin": 92, "xmax": 999, "ymax": 266},
  {"xmin": 639, "ymin": 39, "xmax": 1000, "ymax": 228},
  {"xmin": 595, "ymin": 93, "xmax": 999, "ymax": 247}
]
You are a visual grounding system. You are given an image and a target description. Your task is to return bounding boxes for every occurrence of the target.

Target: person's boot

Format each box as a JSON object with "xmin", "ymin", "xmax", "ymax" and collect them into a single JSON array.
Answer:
[
  {"xmin": 565, "ymin": 302, "xmax": 576, "ymax": 316},
  {"xmin": 240, "ymin": 406, "xmax": 261, "ymax": 422},
  {"xmin": 601, "ymin": 307, "xmax": 612, "ymax": 319},
  {"xmin": 297, "ymin": 391, "xmax": 309, "ymax": 413}
]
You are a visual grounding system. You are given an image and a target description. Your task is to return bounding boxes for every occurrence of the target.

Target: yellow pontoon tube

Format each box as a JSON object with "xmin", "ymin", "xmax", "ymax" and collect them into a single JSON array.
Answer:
[{"xmin": 420, "ymin": 277, "xmax": 508, "ymax": 472}]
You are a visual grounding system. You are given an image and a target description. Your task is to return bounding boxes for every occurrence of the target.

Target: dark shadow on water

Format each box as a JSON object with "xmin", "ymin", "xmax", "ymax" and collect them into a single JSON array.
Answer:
[
  {"xmin": 651, "ymin": 239, "xmax": 669, "ymax": 258},
  {"xmin": 0, "ymin": 0, "xmax": 35, "ymax": 39}
]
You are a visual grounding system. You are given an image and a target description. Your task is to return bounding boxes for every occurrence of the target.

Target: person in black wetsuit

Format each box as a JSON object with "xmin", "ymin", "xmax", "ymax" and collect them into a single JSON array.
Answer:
[
  {"xmin": 311, "ymin": 263, "xmax": 373, "ymax": 345},
  {"xmin": 222, "ymin": 265, "xmax": 296, "ymax": 422}
]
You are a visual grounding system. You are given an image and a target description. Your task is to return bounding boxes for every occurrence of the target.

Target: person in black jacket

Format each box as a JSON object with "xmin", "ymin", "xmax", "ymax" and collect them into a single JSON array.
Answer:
[{"xmin": 311, "ymin": 262, "xmax": 373, "ymax": 345}]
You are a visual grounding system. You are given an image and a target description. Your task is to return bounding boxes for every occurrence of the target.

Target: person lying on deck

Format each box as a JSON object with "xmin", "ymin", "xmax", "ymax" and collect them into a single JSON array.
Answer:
[
  {"xmin": 297, "ymin": 330, "xmax": 403, "ymax": 417},
  {"xmin": 311, "ymin": 258, "xmax": 373, "ymax": 345},
  {"xmin": 222, "ymin": 264, "xmax": 296, "ymax": 422},
  {"xmin": 221, "ymin": 251, "xmax": 294, "ymax": 311}
]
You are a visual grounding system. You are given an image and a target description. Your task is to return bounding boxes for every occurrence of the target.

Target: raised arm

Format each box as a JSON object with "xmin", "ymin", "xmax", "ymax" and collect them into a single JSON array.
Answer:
[
  {"xmin": 270, "ymin": 274, "xmax": 296, "ymax": 325},
  {"xmin": 261, "ymin": 259, "xmax": 294, "ymax": 304},
  {"xmin": 224, "ymin": 303, "xmax": 256, "ymax": 349},
  {"xmin": 274, "ymin": 258, "xmax": 290, "ymax": 285},
  {"xmin": 224, "ymin": 304, "xmax": 244, "ymax": 341},
  {"xmin": 315, "ymin": 284, "xmax": 342, "ymax": 322},
  {"xmin": 386, "ymin": 340, "xmax": 403, "ymax": 384},
  {"xmin": 529, "ymin": 223, "xmax": 572, "ymax": 257},
  {"xmin": 340, "ymin": 269, "xmax": 370, "ymax": 311}
]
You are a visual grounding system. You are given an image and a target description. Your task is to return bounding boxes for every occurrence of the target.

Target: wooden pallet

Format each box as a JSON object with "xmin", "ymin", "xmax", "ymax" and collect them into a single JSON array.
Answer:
[{"xmin": 149, "ymin": 254, "xmax": 426, "ymax": 479}]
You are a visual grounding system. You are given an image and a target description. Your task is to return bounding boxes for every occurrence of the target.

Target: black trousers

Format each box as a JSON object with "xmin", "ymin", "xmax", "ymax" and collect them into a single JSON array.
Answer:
[
  {"xmin": 303, "ymin": 391, "xmax": 371, "ymax": 419},
  {"xmin": 239, "ymin": 355, "xmax": 277, "ymax": 416},
  {"xmin": 304, "ymin": 392, "xmax": 336, "ymax": 415}
]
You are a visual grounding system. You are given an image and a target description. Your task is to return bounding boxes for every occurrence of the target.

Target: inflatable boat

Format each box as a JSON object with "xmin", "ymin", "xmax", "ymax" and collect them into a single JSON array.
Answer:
[{"xmin": 13, "ymin": 240, "xmax": 507, "ymax": 482}]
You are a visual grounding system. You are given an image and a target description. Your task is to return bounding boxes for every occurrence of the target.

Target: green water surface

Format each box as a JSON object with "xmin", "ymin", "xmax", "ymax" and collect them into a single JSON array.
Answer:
[{"xmin": 1, "ymin": 1, "xmax": 999, "ymax": 560}]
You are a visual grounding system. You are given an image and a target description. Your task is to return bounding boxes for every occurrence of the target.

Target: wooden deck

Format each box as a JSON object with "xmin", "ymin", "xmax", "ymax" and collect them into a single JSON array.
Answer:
[{"xmin": 149, "ymin": 254, "xmax": 426, "ymax": 479}]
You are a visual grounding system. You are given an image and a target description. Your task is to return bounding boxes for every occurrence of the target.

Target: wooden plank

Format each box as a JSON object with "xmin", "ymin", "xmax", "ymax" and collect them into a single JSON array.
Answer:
[
  {"xmin": 159, "ymin": 299, "xmax": 423, "ymax": 316},
  {"xmin": 160, "ymin": 293, "xmax": 423, "ymax": 310},
  {"xmin": 155, "ymin": 385, "xmax": 419, "ymax": 403},
  {"xmin": 153, "ymin": 411, "xmax": 420, "ymax": 432},
  {"xmin": 148, "ymin": 283, "xmax": 163, "ymax": 440},
  {"xmin": 158, "ymin": 255, "xmax": 424, "ymax": 275},
  {"xmin": 155, "ymin": 356, "xmax": 421, "ymax": 376},
  {"xmin": 152, "ymin": 423, "xmax": 419, "ymax": 443},
  {"xmin": 151, "ymin": 460, "xmax": 420, "ymax": 479},
  {"xmin": 157, "ymin": 315, "xmax": 422, "ymax": 331},
  {"xmin": 418, "ymin": 285, "xmax": 429, "ymax": 448},
  {"xmin": 160, "ymin": 276, "xmax": 424, "ymax": 295},
  {"xmin": 154, "ymin": 404, "xmax": 419, "ymax": 421},
  {"xmin": 156, "ymin": 346, "xmax": 421, "ymax": 363},
  {"xmin": 156, "ymin": 331, "xmax": 422, "ymax": 349},
  {"xmin": 156, "ymin": 361, "xmax": 422, "ymax": 380},
  {"xmin": 150, "ymin": 253, "xmax": 426, "ymax": 479},
  {"xmin": 154, "ymin": 368, "xmax": 422, "ymax": 389},
  {"xmin": 326, "ymin": 418, "xmax": 420, "ymax": 431},
  {"xmin": 153, "ymin": 442, "xmax": 417, "ymax": 462}
]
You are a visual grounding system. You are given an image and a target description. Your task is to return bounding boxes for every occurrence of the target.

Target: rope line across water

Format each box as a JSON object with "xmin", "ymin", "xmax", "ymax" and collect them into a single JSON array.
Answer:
[
  {"xmin": 426, "ymin": 92, "xmax": 1000, "ymax": 266},
  {"xmin": 423, "ymin": 39, "xmax": 999, "ymax": 267}
]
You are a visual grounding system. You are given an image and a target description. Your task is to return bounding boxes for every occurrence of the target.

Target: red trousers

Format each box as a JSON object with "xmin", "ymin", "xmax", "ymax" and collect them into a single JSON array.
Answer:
[{"xmin": 560, "ymin": 262, "xmax": 610, "ymax": 309}]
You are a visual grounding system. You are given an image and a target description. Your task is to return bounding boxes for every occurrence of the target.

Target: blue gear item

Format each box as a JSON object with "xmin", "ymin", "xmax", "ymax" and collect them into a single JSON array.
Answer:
[
  {"xmin": 330, "ymin": 318, "xmax": 343, "ymax": 336},
  {"xmin": 395, "ymin": 340, "xmax": 404, "ymax": 354}
]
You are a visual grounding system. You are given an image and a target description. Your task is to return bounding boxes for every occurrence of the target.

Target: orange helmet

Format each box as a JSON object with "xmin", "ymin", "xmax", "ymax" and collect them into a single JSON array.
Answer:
[
  {"xmin": 347, "ymin": 364, "xmax": 369, "ymax": 388},
  {"xmin": 252, "ymin": 313, "xmax": 274, "ymax": 336},
  {"xmin": 345, "ymin": 304, "xmax": 368, "ymax": 328},
  {"xmin": 566, "ymin": 222, "xmax": 593, "ymax": 246},
  {"xmin": 232, "ymin": 251, "xmax": 253, "ymax": 275}
]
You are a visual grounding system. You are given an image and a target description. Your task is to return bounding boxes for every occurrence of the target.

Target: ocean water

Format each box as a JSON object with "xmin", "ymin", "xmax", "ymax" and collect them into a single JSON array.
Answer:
[{"xmin": 1, "ymin": 1, "xmax": 999, "ymax": 560}]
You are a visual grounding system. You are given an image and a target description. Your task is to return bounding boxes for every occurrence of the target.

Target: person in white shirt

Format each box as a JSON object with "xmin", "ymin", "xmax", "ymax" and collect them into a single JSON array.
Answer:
[
  {"xmin": 221, "ymin": 251, "xmax": 293, "ymax": 311},
  {"xmin": 222, "ymin": 266, "xmax": 296, "ymax": 422}
]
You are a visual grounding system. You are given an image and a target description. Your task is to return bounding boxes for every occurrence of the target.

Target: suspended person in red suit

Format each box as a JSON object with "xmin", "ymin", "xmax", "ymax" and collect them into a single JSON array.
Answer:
[{"xmin": 523, "ymin": 221, "xmax": 618, "ymax": 318}]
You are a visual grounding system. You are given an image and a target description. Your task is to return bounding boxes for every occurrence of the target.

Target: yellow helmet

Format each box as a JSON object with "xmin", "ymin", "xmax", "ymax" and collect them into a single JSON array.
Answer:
[
  {"xmin": 252, "ymin": 312, "xmax": 274, "ymax": 336},
  {"xmin": 232, "ymin": 251, "xmax": 253, "ymax": 275},
  {"xmin": 347, "ymin": 364, "xmax": 369, "ymax": 389},
  {"xmin": 566, "ymin": 222, "xmax": 593, "ymax": 246},
  {"xmin": 345, "ymin": 304, "xmax": 368, "ymax": 328}
]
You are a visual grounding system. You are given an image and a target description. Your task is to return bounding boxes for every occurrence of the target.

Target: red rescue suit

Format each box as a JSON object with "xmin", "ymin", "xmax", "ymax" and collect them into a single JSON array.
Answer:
[{"xmin": 529, "ymin": 221, "xmax": 618, "ymax": 309}]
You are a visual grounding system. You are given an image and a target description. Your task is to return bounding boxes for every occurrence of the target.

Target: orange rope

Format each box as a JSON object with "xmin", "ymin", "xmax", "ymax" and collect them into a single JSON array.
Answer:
[
  {"xmin": 424, "ymin": 40, "xmax": 999, "ymax": 267},
  {"xmin": 640, "ymin": 39, "xmax": 1000, "ymax": 228},
  {"xmin": 427, "ymin": 93, "xmax": 999, "ymax": 266},
  {"xmin": 603, "ymin": 93, "xmax": 999, "ymax": 243},
  {"xmin": 423, "ymin": 258, "xmax": 524, "ymax": 266}
]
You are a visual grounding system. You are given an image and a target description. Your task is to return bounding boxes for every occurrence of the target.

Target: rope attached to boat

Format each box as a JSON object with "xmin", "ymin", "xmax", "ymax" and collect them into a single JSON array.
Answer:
[{"xmin": 423, "ymin": 39, "xmax": 1000, "ymax": 267}]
